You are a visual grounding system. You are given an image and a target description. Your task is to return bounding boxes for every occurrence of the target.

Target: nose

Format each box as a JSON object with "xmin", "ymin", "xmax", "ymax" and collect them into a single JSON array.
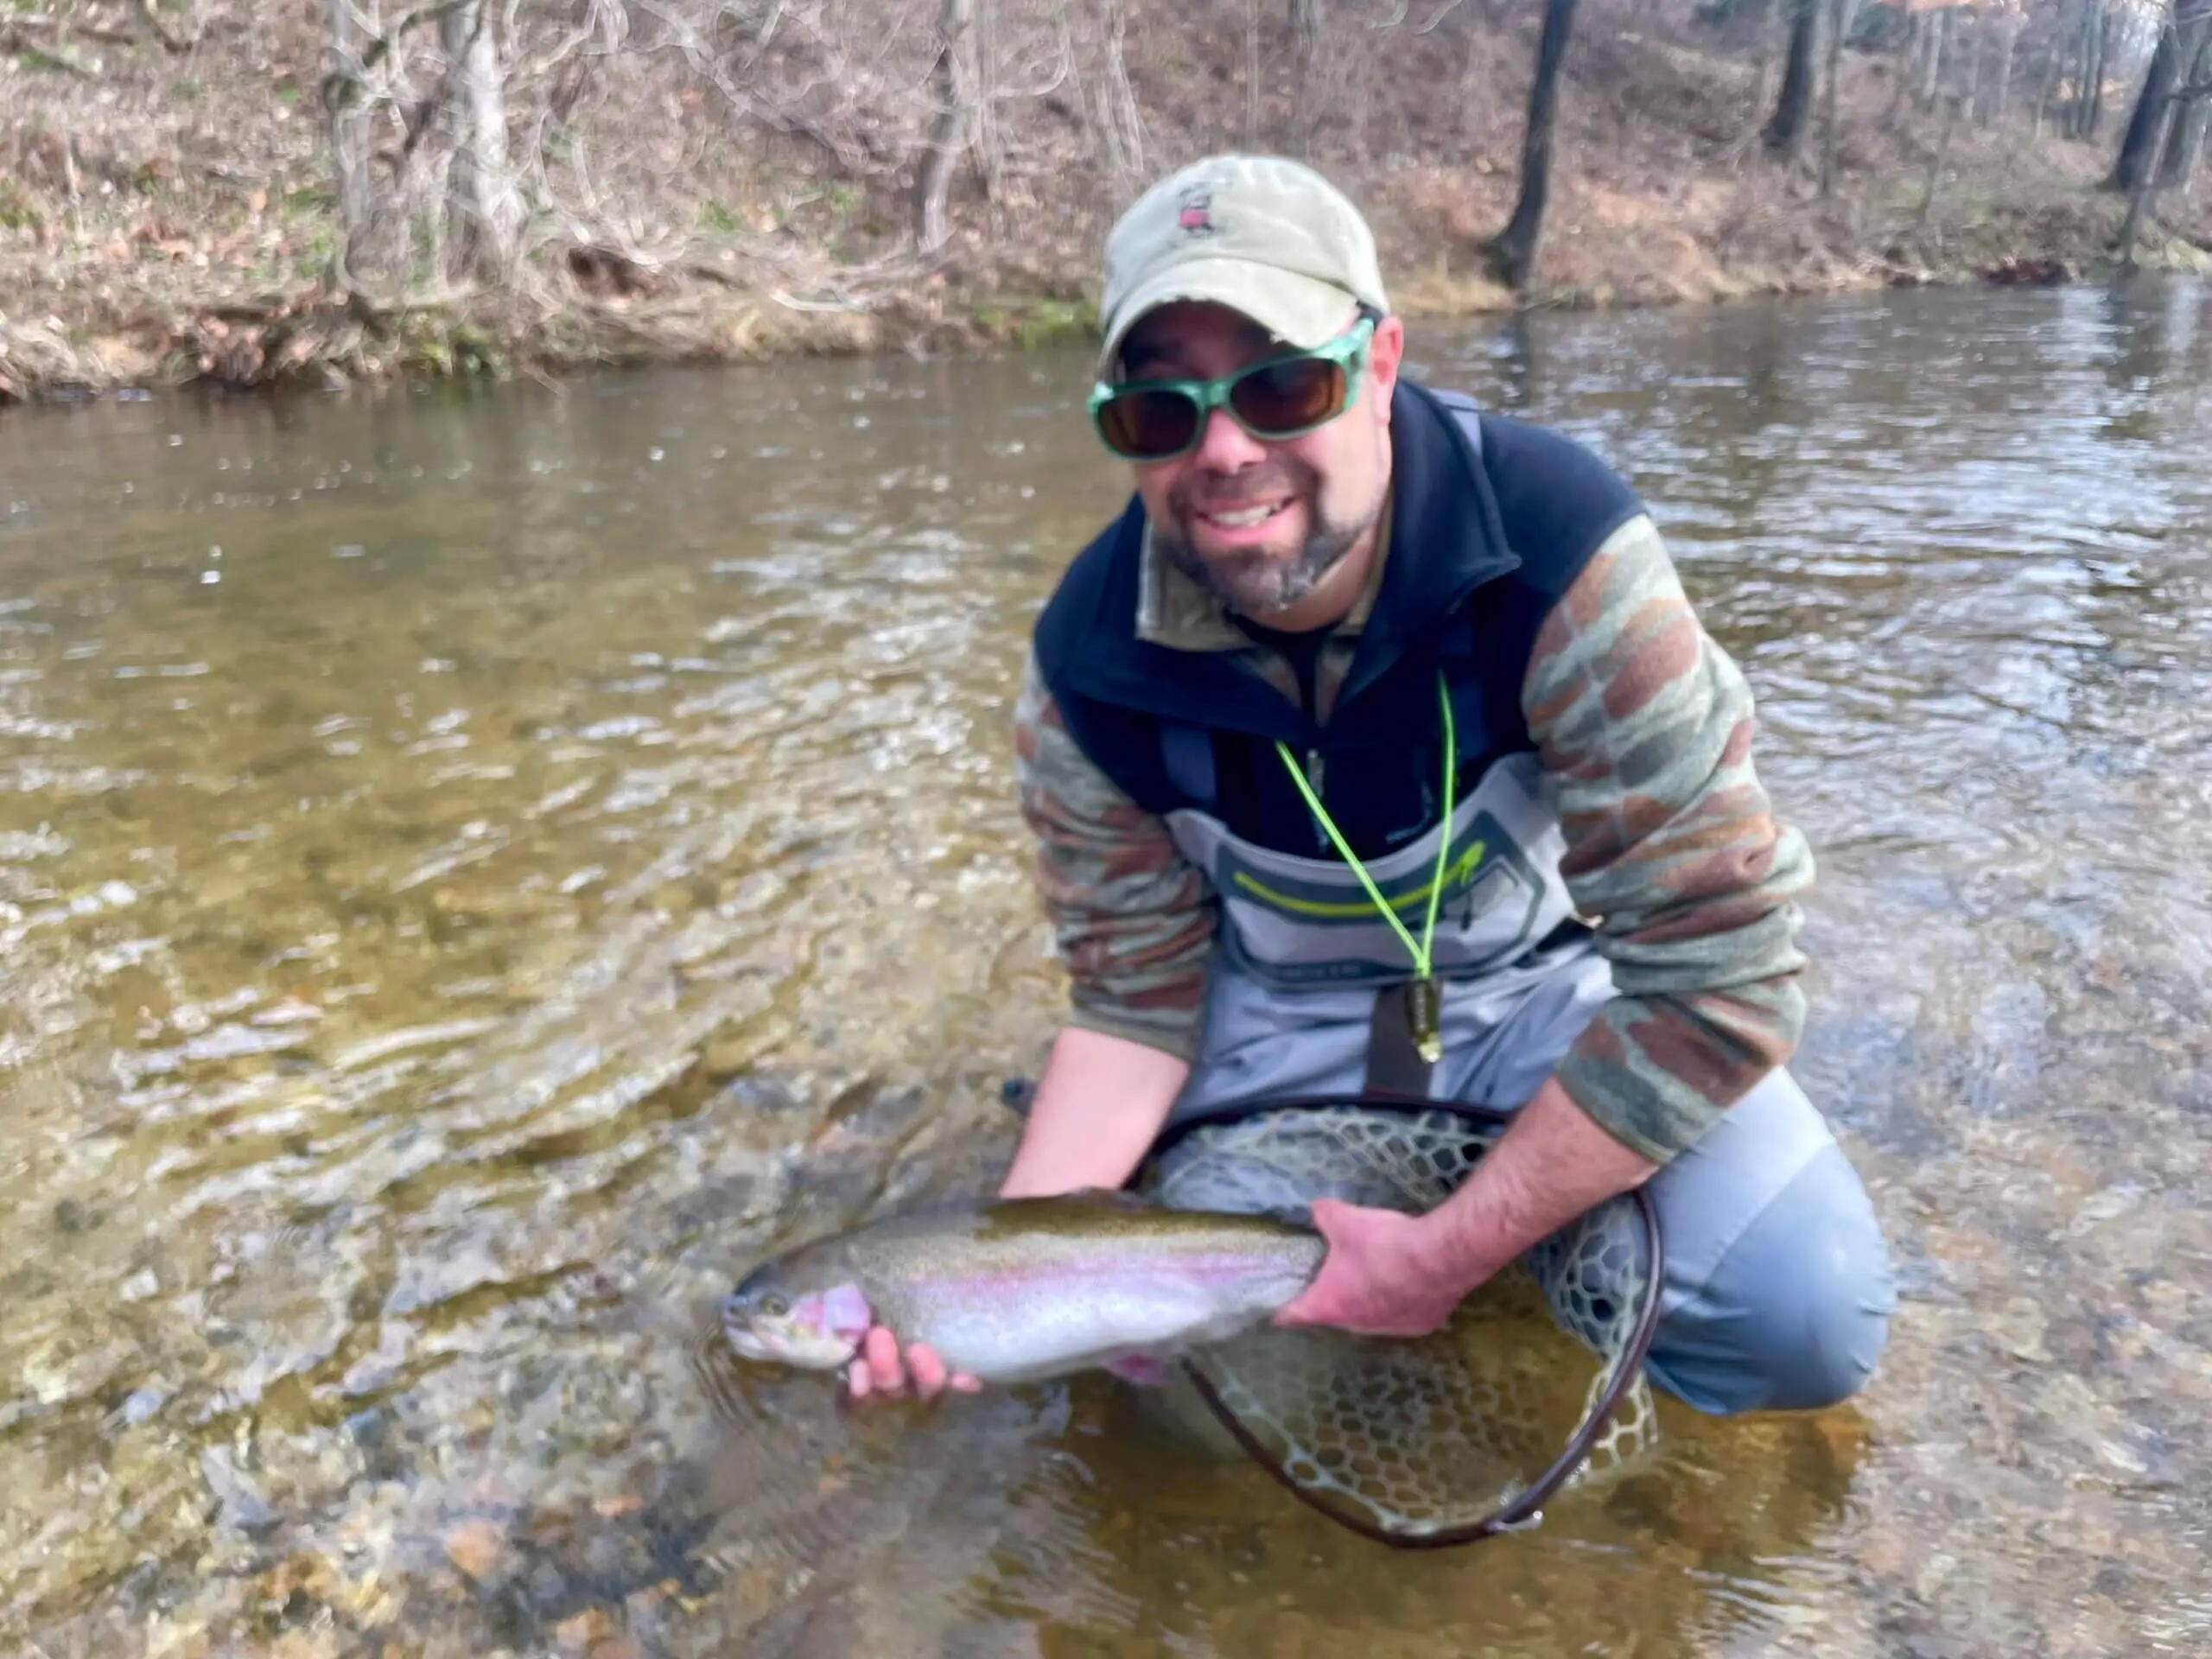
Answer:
[{"xmin": 1190, "ymin": 404, "xmax": 1268, "ymax": 471}]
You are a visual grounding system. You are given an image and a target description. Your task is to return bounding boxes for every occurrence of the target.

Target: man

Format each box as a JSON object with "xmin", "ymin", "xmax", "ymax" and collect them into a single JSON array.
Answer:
[{"xmin": 847, "ymin": 155, "xmax": 1894, "ymax": 1415}]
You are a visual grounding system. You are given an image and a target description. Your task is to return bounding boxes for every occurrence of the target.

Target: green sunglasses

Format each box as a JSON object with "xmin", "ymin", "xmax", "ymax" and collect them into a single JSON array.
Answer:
[{"xmin": 1088, "ymin": 316, "xmax": 1376, "ymax": 462}]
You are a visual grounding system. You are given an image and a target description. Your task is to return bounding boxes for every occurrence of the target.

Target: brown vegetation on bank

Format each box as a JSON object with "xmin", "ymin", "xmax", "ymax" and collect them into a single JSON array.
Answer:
[{"xmin": 1, "ymin": 0, "xmax": 2208, "ymax": 404}]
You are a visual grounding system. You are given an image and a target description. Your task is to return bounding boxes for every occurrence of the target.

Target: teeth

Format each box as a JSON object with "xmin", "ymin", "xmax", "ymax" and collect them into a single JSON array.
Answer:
[{"xmin": 1205, "ymin": 503, "xmax": 1283, "ymax": 528}]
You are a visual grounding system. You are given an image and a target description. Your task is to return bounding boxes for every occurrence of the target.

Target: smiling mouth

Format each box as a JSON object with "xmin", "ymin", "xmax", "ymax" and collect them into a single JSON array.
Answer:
[{"xmin": 1196, "ymin": 499, "xmax": 1292, "ymax": 531}]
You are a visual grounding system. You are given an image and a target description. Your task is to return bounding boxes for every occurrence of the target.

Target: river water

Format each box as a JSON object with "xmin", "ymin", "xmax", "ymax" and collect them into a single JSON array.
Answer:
[{"xmin": 2, "ymin": 278, "xmax": 2208, "ymax": 1657}]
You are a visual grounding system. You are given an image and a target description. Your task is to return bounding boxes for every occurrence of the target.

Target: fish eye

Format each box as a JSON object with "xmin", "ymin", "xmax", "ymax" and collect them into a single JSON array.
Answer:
[{"xmin": 760, "ymin": 1294, "xmax": 789, "ymax": 1319}]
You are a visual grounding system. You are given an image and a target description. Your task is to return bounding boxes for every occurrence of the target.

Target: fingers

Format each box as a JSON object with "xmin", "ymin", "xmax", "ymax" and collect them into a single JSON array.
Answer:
[
  {"xmin": 845, "ymin": 1329, "xmax": 977, "ymax": 1402},
  {"xmin": 1272, "ymin": 1287, "xmax": 1328, "ymax": 1328},
  {"xmin": 909, "ymin": 1343, "xmax": 949, "ymax": 1401},
  {"xmin": 846, "ymin": 1325, "xmax": 903, "ymax": 1400}
]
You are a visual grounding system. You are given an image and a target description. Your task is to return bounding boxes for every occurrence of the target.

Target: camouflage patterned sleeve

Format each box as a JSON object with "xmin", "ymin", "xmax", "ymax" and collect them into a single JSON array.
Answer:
[
  {"xmin": 1012, "ymin": 648, "xmax": 1217, "ymax": 1061},
  {"xmin": 1523, "ymin": 514, "xmax": 1816, "ymax": 1166}
]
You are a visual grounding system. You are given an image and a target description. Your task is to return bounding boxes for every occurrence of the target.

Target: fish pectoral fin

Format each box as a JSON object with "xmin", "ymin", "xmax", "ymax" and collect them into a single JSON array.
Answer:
[
  {"xmin": 1102, "ymin": 1353, "xmax": 1174, "ymax": 1389},
  {"xmin": 1006, "ymin": 1186, "xmax": 1154, "ymax": 1215},
  {"xmin": 1065, "ymin": 1185, "xmax": 1151, "ymax": 1205},
  {"xmin": 821, "ymin": 1282, "xmax": 872, "ymax": 1343}
]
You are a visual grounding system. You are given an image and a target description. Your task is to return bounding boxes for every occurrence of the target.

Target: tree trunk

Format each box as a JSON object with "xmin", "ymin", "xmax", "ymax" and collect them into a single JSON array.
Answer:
[
  {"xmin": 322, "ymin": 0, "xmax": 372, "ymax": 280},
  {"xmin": 1751, "ymin": 0, "xmax": 1777, "ymax": 123},
  {"xmin": 968, "ymin": 0, "xmax": 1005, "ymax": 219},
  {"xmin": 2185, "ymin": 69, "xmax": 2212, "ymax": 190},
  {"xmin": 1919, "ymin": 5, "xmax": 1946, "ymax": 111},
  {"xmin": 914, "ymin": 0, "xmax": 975, "ymax": 251},
  {"xmin": 1765, "ymin": 0, "xmax": 1820, "ymax": 159},
  {"xmin": 1818, "ymin": 0, "xmax": 1843, "ymax": 195},
  {"xmin": 1489, "ymin": 0, "xmax": 1580, "ymax": 291},
  {"xmin": 1881, "ymin": 10, "xmax": 1916, "ymax": 130},
  {"xmin": 2118, "ymin": 73, "xmax": 2182, "ymax": 266},
  {"xmin": 1993, "ymin": 13, "xmax": 2019, "ymax": 127},
  {"xmin": 440, "ymin": 2, "xmax": 518, "ymax": 283},
  {"xmin": 1909, "ymin": 85, "xmax": 1960, "ymax": 235},
  {"xmin": 2158, "ymin": 25, "xmax": 2212, "ymax": 182},
  {"xmin": 1967, "ymin": 6, "xmax": 1990, "ymax": 124},
  {"xmin": 2108, "ymin": 3, "xmax": 2207, "ymax": 192},
  {"xmin": 2081, "ymin": 0, "xmax": 2109, "ymax": 138},
  {"xmin": 2033, "ymin": 0, "xmax": 2072, "ymax": 138},
  {"xmin": 1293, "ymin": 0, "xmax": 1322, "ymax": 150},
  {"xmin": 1245, "ymin": 0, "xmax": 1262, "ymax": 148}
]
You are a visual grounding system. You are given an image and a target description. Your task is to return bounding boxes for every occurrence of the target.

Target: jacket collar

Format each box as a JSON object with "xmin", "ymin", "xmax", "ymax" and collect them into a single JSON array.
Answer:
[{"xmin": 1060, "ymin": 379, "xmax": 1521, "ymax": 738}]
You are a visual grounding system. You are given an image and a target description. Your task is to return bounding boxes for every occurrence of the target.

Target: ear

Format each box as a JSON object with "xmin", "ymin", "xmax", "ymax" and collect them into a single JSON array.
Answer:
[{"xmin": 1365, "ymin": 315, "xmax": 1405, "ymax": 422}]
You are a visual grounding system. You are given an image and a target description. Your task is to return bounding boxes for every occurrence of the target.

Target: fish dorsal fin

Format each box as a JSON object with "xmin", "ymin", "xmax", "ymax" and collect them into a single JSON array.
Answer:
[{"xmin": 998, "ymin": 1185, "xmax": 1155, "ymax": 1215}]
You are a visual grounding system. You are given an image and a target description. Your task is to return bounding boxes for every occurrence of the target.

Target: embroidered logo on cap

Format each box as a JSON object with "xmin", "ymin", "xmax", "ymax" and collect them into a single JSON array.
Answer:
[{"xmin": 1176, "ymin": 186, "xmax": 1216, "ymax": 237}]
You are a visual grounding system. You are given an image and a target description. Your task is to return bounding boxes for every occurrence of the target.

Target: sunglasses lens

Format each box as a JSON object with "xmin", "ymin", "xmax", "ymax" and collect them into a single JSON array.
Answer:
[
  {"xmin": 1230, "ymin": 356, "xmax": 1349, "ymax": 436},
  {"xmin": 1096, "ymin": 389, "xmax": 1201, "ymax": 460}
]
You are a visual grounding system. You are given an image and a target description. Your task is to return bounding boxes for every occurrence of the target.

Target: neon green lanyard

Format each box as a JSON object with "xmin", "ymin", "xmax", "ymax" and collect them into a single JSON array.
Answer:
[{"xmin": 1272, "ymin": 672, "xmax": 1457, "ymax": 1062}]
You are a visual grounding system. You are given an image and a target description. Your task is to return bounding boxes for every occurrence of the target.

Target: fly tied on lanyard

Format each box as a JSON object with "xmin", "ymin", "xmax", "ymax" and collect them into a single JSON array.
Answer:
[{"xmin": 1272, "ymin": 673, "xmax": 1457, "ymax": 1067}]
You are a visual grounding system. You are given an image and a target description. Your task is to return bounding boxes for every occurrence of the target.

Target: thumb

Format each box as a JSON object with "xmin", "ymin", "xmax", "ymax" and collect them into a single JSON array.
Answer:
[
  {"xmin": 1303, "ymin": 1196, "xmax": 1365, "ymax": 1247},
  {"xmin": 1275, "ymin": 1199, "xmax": 1355, "ymax": 1328}
]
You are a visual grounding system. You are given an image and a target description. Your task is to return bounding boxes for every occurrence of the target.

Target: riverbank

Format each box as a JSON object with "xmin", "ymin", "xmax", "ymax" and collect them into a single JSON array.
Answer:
[{"xmin": 4, "ymin": 3, "xmax": 2209, "ymax": 405}]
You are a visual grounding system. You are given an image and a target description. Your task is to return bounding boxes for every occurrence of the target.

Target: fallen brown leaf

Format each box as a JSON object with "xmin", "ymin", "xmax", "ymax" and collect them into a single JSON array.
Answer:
[{"xmin": 442, "ymin": 1519, "xmax": 504, "ymax": 1584}]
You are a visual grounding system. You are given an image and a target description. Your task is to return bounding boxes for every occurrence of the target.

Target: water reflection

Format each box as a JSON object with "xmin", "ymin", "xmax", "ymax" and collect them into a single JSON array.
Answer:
[{"xmin": 1, "ymin": 278, "xmax": 2209, "ymax": 1656}]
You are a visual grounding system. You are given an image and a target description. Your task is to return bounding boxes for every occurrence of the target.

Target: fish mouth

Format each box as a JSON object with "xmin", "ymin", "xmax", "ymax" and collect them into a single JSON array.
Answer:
[
  {"xmin": 720, "ymin": 1303, "xmax": 861, "ymax": 1371},
  {"xmin": 720, "ymin": 1318, "xmax": 773, "ymax": 1363}
]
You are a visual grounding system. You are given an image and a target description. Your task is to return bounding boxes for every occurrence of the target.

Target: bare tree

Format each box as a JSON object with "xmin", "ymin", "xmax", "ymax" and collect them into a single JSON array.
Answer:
[
  {"xmin": 2110, "ymin": 0, "xmax": 2212, "ymax": 191},
  {"xmin": 1766, "ymin": 0, "xmax": 1819, "ymax": 159},
  {"xmin": 1819, "ymin": 0, "xmax": 1844, "ymax": 195},
  {"xmin": 1919, "ymin": 3, "xmax": 1948, "ymax": 111},
  {"xmin": 1246, "ymin": 0, "xmax": 1263, "ymax": 148},
  {"xmin": 2118, "ymin": 86, "xmax": 2180, "ymax": 263},
  {"xmin": 1750, "ymin": 0, "xmax": 1779, "ymax": 119},
  {"xmin": 2075, "ymin": 0, "xmax": 2110, "ymax": 137},
  {"xmin": 441, "ymin": 2, "xmax": 521, "ymax": 281},
  {"xmin": 2032, "ymin": 0, "xmax": 2072, "ymax": 136},
  {"xmin": 1489, "ymin": 0, "xmax": 1580, "ymax": 290},
  {"xmin": 2164, "ymin": 26, "xmax": 2212, "ymax": 181},
  {"xmin": 1294, "ymin": 0, "xmax": 1324, "ymax": 143},
  {"xmin": 1990, "ymin": 1, "xmax": 2022, "ymax": 125},
  {"xmin": 321, "ymin": 0, "xmax": 374, "ymax": 276},
  {"xmin": 914, "ymin": 0, "xmax": 976, "ymax": 251}
]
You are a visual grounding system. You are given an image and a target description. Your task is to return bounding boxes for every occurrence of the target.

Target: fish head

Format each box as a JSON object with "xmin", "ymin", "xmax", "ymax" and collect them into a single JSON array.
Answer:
[{"xmin": 720, "ymin": 1265, "xmax": 874, "ymax": 1370}]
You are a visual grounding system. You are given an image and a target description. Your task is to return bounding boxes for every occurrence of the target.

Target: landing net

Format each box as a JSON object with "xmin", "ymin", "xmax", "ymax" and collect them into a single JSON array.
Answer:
[{"xmin": 1137, "ymin": 1095, "xmax": 1663, "ymax": 1547}]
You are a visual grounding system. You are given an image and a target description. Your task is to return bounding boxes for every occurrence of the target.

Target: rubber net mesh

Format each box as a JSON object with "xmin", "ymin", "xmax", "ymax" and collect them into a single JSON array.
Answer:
[{"xmin": 1139, "ymin": 1103, "xmax": 1661, "ymax": 1542}]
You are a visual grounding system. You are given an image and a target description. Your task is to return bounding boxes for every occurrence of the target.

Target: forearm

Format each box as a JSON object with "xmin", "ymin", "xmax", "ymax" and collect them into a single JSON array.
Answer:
[
  {"xmin": 1415, "ymin": 1076, "xmax": 1657, "ymax": 1289},
  {"xmin": 997, "ymin": 1026, "xmax": 1190, "ymax": 1198},
  {"xmin": 1526, "ymin": 514, "xmax": 1815, "ymax": 1163}
]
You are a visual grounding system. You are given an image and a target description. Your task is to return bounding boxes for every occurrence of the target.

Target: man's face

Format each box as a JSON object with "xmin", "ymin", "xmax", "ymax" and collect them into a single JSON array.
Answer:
[{"xmin": 1118, "ymin": 300, "xmax": 1404, "ymax": 619}]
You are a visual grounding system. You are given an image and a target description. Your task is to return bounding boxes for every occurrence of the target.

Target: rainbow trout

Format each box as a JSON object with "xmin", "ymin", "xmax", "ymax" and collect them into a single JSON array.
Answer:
[{"xmin": 719, "ymin": 1189, "xmax": 1325, "ymax": 1383}]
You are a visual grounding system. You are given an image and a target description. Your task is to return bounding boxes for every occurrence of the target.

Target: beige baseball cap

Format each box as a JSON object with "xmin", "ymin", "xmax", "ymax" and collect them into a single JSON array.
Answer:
[{"xmin": 1096, "ymin": 155, "xmax": 1389, "ymax": 379}]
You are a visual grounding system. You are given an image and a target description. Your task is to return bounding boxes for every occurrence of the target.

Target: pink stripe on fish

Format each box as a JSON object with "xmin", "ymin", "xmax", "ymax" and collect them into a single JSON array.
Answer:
[{"xmin": 929, "ymin": 1255, "xmax": 1309, "ymax": 1297}]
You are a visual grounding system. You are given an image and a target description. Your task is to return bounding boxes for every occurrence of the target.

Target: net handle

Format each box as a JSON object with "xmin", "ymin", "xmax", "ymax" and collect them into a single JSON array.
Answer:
[{"xmin": 1154, "ymin": 1090, "xmax": 1668, "ymax": 1551}]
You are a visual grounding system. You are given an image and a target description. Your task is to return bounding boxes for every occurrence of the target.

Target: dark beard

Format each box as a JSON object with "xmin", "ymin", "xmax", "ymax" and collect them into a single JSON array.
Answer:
[{"xmin": 1154, "ymin": 491, "xmax": 1381, "ymax": 617}]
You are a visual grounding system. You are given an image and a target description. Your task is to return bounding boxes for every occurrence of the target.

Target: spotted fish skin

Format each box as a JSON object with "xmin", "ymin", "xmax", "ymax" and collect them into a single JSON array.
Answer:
[{"xmin": 721, "ymin": 1191, "xmax": 1325, "ymax": 1383}]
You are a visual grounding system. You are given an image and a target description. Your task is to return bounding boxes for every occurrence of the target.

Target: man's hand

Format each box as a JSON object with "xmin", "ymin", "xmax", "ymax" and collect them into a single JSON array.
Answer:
[
  {"xmin": 1272, "ymin": 1198, "xmax": 1483, "ymax": 1338},
  {"xmin": 1274, "ymin": 1081, "xmax": 1661, "ymax": 1338},
  {"xmin": 843, "ymin": 1327, "xmax": 981, "ymax": 1402}
]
